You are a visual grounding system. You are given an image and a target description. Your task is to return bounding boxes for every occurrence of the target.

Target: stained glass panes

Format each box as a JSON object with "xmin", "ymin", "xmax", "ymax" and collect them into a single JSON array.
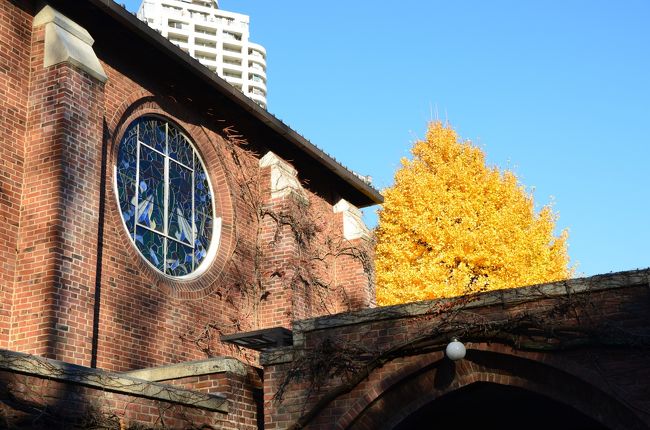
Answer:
[
  {"xmin": 116, "ymin": 125, "xmax": 137, "ymax": 222},
  {"xmin": 194, "ymin": 157, "xmax": 211, "ymax": 217},
  {"xmin": 116, "ymin": 152, "xmax": 136, "ymax": 226},
  {"xmin": 135, "ymin": 226, "xmax": 165, "ymax": 271},
  {"xmin": 139, "ymin": 117, "xmax": 166, "ymax": 153},
  {"xmin": 169, "ymin": 209, "xmax": 193, "ymax": 245},
  {"xmin": 166, "ymin": 239, "xmax": 194, "ymax": 276},
  {"xmin": 169, "ymin": 161, "xmax": 193, "ymax": 220},
  {"xmin": 137, "ymin": 146, "xmax": 165, "ymax": 232},
  {"xmin": 115, "ymin": 116, "xmax": 215, "ymax": 277},
  {"xmin": 168, "ymin": 125, "xmax": 194, "ymax": 166}
]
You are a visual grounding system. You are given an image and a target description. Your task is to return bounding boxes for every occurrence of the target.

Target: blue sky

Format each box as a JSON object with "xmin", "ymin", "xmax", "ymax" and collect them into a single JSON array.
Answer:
[{"xmin": 122, "ymin": 0, "xmax": 649, "ymax": 277}]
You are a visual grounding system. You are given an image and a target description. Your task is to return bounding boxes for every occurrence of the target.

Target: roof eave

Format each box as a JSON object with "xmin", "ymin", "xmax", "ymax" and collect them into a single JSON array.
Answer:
[{"xmin": 85, "ymin": 0, "xmax": 383, "ymax": 207}]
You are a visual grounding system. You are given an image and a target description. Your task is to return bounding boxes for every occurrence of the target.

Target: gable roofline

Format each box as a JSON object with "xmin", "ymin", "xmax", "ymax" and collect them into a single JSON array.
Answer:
[{"xmin": 59, "ymin": 0, "xmax": 383, "ymax": 208}]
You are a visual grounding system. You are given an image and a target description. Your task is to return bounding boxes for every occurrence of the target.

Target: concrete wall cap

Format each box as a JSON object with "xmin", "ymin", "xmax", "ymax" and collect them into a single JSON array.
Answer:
[
  {"xmin": 333, "ymin": 198, "xmax": 370, "ymax": 240},
  {"xmin": 33, "ymin": 5, "xmax": 94, "ymax": 45},
  {"xmin": 259, "ymin": 151, "xmax": 297, "ymax": 176},
  {"xmin": 0, "ymin": 349, "xmax": 228, "ymax": 413},
  {"xmin": 259, "ymin": 151, "xmax": 306, "ymax": 199},
  {"xmin": 260, "ymin": 346, "xmax": 295, "ymax": 366},
  {"xmin": 122, "ymin": 357, "xmax": 249, "ymax": 381},
  {"xmin": 293, "ymin": 268, "xmax": 650, "ymax": 333},
  {"xmin": 33, "ymin": 5, "xmax": 108, "ymax": 83},
  {"xmin": 333, "ymin": 199, "xmax": 362, "ymax": 217}
]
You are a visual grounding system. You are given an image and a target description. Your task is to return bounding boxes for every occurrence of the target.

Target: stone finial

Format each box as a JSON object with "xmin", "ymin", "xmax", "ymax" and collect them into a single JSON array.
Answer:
[
  {"xmin": 33, "ymin": 6, "xmax": 108, "ymax": 83},
  {"xmin": 333, "ymin": 199, "xmax": 370, "ymax": 240},
  {"xmin": 259, "ymin": 151, "xmax": 305, "ymax": 199}
]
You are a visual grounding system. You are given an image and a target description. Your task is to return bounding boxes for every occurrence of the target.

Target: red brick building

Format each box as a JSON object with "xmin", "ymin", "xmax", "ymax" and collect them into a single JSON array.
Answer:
[
  {"xmin": 1, "ymin": 2, "xmax": 649, "ymax": 430},
  {"xmin": 0, "ymin": 0, "xmax": 380, "ymax": 428}
]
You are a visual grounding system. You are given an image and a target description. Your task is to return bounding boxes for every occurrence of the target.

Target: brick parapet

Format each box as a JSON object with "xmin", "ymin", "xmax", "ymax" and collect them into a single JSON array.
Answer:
[
  {"xmin": 263, "ymin": 269, "xmax": 650, "ymax": 429},
  {"xmin": 0, "ymin": 348, "xmax": 271, "ymax": 429},
  {"xmin": 293, "ymin": 268, "xmax": 650, "ymax": 334},
  {"xmin": 136, "ymin": 358, "xmax": 264, "ymax": 430},
  {"xmin": 0, "ymin": 348, "xmax": 233, "ymax": 429},
  {"xmin": 159, "ymin": 366, "xmax": 263, "ymax": 430}
]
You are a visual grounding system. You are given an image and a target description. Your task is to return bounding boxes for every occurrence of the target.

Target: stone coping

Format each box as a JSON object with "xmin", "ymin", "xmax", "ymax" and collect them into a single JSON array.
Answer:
[
  {"xmin": 259, "ymin": 346, "xmax": 295, "ymax": 367},
  {"xmin": 33, "ymin": 6, "xmax": 108, "ymax": 82},
  {"xmin": 293, "ymin": 268, "xmax": 650, "ymax": 335},
  {"xmin": 33, "ymin": 5, "xmax": 94, "ymax": 45},
  {"xmin": 121, "ymin": 356, "xmax": 249, "ymax": 381},
  {"xmin": 0, "ymin": 349, "xmax": 228, "ymax": 413}
]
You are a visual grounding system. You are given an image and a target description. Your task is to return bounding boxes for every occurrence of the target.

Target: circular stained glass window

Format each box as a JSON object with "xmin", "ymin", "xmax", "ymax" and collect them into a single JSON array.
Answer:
[{"xmin": 115, "ymin": 116, "xmax": 216, "ymax": 277}]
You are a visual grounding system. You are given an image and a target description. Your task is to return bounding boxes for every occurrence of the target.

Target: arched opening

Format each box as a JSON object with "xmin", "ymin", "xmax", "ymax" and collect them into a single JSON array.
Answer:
[{"xmin": 393, "ymin": 382, "xmax": 610, "ymax": 430}]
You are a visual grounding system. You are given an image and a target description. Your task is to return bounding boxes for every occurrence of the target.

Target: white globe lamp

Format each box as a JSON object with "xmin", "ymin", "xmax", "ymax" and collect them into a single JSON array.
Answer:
[{"xmin": 445, "ymin": 338, "xmax": 466, "ymax": 361}]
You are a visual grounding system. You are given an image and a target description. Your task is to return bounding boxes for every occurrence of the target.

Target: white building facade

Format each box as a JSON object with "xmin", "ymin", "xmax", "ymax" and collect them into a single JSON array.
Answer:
[{"xmin": 138, "ymin": 0, "xmax": 267, "ymax": 109}]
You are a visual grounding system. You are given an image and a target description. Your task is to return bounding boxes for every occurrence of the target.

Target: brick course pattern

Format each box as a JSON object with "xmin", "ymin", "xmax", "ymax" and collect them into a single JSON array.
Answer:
[
  {"xmin": 0, "ymin": 0, "xmax": 31, "ymax": 350},
  {"xmin": 0, "ymin": 368, "xmax": 227, "ymax": 429},
  {"xmin": 11, "ymin": 22, "xmax": 104, "ymax": 365},
  {"xmin": 262, "ymin": 270, "xmax": 650, "ymax": 430},
  {"xmin": 0, "ymin": 1, "xmax": 373, "ymax": 371},
  {"xmin": 0, "ymin": 2, "xmax": 375, "ymax": 428},
  {"xmin": 160, "ymin": 367, "xmax": 263, "ymax": 430}
]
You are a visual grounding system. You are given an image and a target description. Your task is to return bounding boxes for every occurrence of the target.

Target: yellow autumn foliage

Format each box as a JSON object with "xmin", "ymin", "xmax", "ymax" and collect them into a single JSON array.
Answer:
[{"xmin": 375, "ymin": 121, "xmax": 572, "ymax": 306}]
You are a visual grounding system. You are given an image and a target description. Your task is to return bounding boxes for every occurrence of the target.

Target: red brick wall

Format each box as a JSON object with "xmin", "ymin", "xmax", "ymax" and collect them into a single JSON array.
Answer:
[
  {"xmin": 258, "ymin": 186, "xmax": 373, "ymax": 329},
  {"xmin": 10, "ymin": 19, "xmax": 105, "ymax": 365},
  {"xmin": 91, "ymin": 41, "xmax": 373, "ymax": 372},
  {"xmin": 96, "ymin": 71, "xmax": 257, "ymax": 369},
  {"xmin": 0, "ymin": 0, "xmax": 31, "ymax": 350},
  {"xmin": 0, "ymin": 1, "xmax": 373, "ymax": 377},
  {"xmin": 0, "ymin": 3, "xmax": 376, "ymax": 429},
  {"xmin": 263, "ymin": 274, "xmax": 650, "ymax": 430},
  {"xmin": 88, "ymin": 63, "xmax": 374, "ymax": 372},
  {"xmin": 161, "ymin": 368, "xmax": 263, "ymax": 430},
  {"xmin": 0, "ymin": 369, "xmax": 229, "ymax": 429}
]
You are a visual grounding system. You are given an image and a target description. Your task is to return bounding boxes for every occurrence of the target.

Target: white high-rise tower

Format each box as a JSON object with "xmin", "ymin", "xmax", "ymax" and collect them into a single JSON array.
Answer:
[{"xmin": 138, "ymin": 0, "xmax": 267, "ymax": 109}]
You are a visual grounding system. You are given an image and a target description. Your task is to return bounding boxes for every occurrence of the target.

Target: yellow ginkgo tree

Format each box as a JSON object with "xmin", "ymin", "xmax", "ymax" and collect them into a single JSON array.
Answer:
[{"xmin": 375, "ymin": 121, "xmax": 572, "ymax": 306}]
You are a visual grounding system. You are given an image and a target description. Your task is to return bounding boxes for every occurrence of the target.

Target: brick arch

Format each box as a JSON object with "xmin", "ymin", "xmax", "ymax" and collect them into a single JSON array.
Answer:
[
  {"xmin": 105, "ymin": 94, "xmax": 238, "ymax": 299},
  {"xmin": 335, "ymin": 346, "xmax": 646, "ymax": 430}
]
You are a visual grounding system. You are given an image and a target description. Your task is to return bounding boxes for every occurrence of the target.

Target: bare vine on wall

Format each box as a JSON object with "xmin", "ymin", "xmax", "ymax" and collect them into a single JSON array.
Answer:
[
  {"xmin": 178, "ymin": 125, "xmax": 374, "ymax": 358},
  {"xmin": 261, "ymin": 190, "xmax": 374, "ymax": 317},
  {"xmin": 270, "ymin": 273, "xmax": 650, "ymax": 430}
]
